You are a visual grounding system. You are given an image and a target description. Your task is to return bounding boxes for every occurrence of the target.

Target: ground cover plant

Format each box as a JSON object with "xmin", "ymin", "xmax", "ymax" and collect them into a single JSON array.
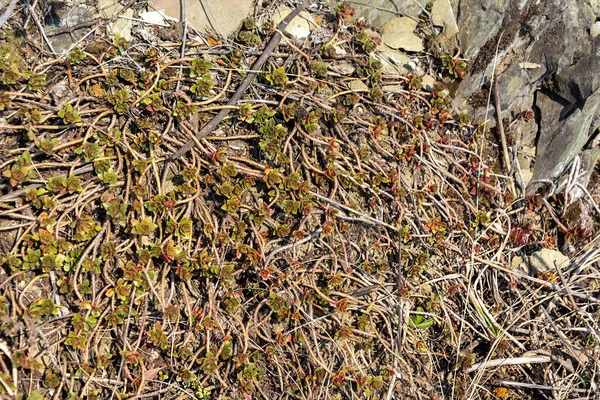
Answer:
[{"xmin": 0, "ymin": 1, "xmax": 599, "ymax": 399}]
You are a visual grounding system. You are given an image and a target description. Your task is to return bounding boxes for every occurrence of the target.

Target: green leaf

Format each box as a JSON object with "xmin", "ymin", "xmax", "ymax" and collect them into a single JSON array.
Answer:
[
  {"xmin": 46, "ymin": 176, "xmax": 67, "ymax": 194},
  {"xmin": 132, "ymin": 217, "xmax": 158, "ymax": 236},
  {"xmin": 265, "ymin": 66, "xmax": 288, "ymax": 89},
  {"xmin": 36, "ymin": 137, "xmax": 58, "ymax": 154},
  {"xmin": 190, "ymin": 59, "xmax": 213, "ymax": 78},
  {"xmin": 67, "ymin": 46, "xmax": 87, "ymax": 64},
  {"xmin": 178, "ymin": 216, "xmax": 193, "ymax": 238},
  {"xmin": 57, "ymin": 103, "xmax": 81, "ymax": 124},
  {"xmin": 27, "ymin": 391, "xmax": 47, "ymax": 400},
  {"xmin": 409, "ymin": 307, "xmax": 433, "ymax": 329},
  {"xmin": 190, "ymin": 75, "xmax": 214, "ymax": 96},
  {"xmin": 66, "ymin": 176, "xmax": 82, "ymax": 193},
  {"xmin": 98, "ymin": 168, "xmax": 118, "ymax": 185}
]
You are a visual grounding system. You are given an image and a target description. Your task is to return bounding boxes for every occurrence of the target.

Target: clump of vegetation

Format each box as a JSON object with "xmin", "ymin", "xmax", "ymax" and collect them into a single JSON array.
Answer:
[
  {"xmin": 440, "ymin": 51, "xmax": 468, "ymax": 79},
  {"xmin": 0, "ymin": 2, "xmax": 597, "ymax": 400},
  {"xmin": 0, "ymin": 36, "xmax": 27, "ymax": 72}
]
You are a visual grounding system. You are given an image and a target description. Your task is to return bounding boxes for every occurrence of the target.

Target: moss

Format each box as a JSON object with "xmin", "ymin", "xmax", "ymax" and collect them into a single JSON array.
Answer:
[
  {"xmin": 427, "ymin": 34, "xmax": 456, "ymax": 60},
  {"xmin": 0, "ymin": 35, "xmax": 26, "ymax": 72}
]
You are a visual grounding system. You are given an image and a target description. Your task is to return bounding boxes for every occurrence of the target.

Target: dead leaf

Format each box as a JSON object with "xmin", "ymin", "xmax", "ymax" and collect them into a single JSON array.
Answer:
[
  {"xmin": 207, "ymin": 37, "xmax": 222, "ymax": 46},
  {"xmin": 143, "ymin": 367, "xmax": 162, "ymax": 381}
]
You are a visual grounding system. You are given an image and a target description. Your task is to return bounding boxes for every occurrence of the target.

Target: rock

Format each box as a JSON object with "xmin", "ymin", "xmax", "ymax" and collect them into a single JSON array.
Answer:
[
  {"xmin": 310, "ymin": 26, "xmax": 335, "ymax": 45},
  {"xmin": 513, "ymin": 117, "xmax": 538, "ymax": 148},
  {"xmin": 374, "ymin": 47, "xmax": 411, "ymax": 75},
  {"xmin": 271, "ymin": 5, "xmax": 317, "ymax": 39},
  {"xmin": 327, "ymin": 0, "xmax": 427, "ymax": 27},
  {"xmin": 154, "ymin": 0, "xmax": 253, "ymax": 38},
  {"xmin": 519, "ymin": 164, "xmax": 534, "ymax": 187},
  {"xmin": 517, "ymin": 145, "xmax": 535, "ymax": 186},
  {"xmin": 381, "ymin": 17, "xmax": 424, "ymax": 52},
  {"xmin": 99, "ymin": 0, "xmax": 134, "ymax": 40},
  {"xmin": 329, "ymin": 62, "xmax": 355, "ymax": 76},
  {"xmin": 449, "ymin": 0, "xmax": 600, "ymax": 196},
  {"xmin": 592, "ymin": 21, "xmax": 600, "ymax": 37},
  {"xmin": 495, "ymin": 63, "xmax": 535, "ymax": 117},
  {"xmin": 453, "ymin": 49, "xmax": 517, "ymax": 116},
  {"xmin": 528, "ymin": 248, "xmax": 570, "ymax": 273},
  {"xmin": 156, "ymin": 21, "xmax": 184, "ymax": 41},
  {"xmin": 590, "ymin": 0, "xmax": 600, "ymax": 16},
  {"xmin": 554, "ymin": 56, "xmax": 600, "ymax": 104},
  {"xmin": 528, "ymin": 88, "xmax": 600, "ymax": 194},
  {"xmin": 519, "ymin": 62, "xmax": 541, "ymax": 69},
  {"xmin": 526, "ymin": 10, "xmax": 586, "ymax": 78},
  {"xmin": 382, "ymin": 84, "xmax": 404, "ymax": 93},
  {"xmin": 137, "ymin": 27, "xmax": 162, "ymax": 43},
  {"xmin": 348, "ymin": 79, "xmax": 369, "ymax": 93},
  {"xmin": 456, "ymin": 0, "xmax": 509, "ymax": 60},
  {"xmin": 535, "ymin": 91, "xmax": 569, "ymax": 134},
  {"xmin": 521, "ymin": 145, "xmax": 536, "ymax": 158},
  {"xmin": 139, "ymin": 10, "xmax": 175, "ymax": 27},
  {"xmin": 332, "ymin": 45, "xmax": 347, "ymax": 57},
  {"xmin": 421, "ymin": 75, "xmax": 436, "ymax": 92},
  {"xmin": 431, "ymin": 0, "xmax": 459, "ymax": 38},
  {"xmin": 451, "ymin": 0, "xmax": 595, "ymax": 100},
  {"xmin": 46, "ymin": 6, "xmax": 94, "ymax": 54},
  {"xmin": 511, "ymin": 255, "xmax": 526, "ymax": 272}
]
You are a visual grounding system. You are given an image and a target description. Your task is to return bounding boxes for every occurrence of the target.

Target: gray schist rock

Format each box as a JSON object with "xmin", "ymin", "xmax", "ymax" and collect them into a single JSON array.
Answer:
[
  {"xmin": 431, "ymin": 0, "xmax": 459, "ymax": 38},
  {"xmin": 529, "ymin": 88, "xmax": 600, "ymax": 194},
  {"xmin": 451, "ymin": 0, "xmax": 600, "ymax": 198},
  {"xmin": 45, "ymin": 5, "xmax": 94, "ymax": 54},
  {"xmin": 456, "ymin": 0, "xmax": 510, "ymax": 60}
]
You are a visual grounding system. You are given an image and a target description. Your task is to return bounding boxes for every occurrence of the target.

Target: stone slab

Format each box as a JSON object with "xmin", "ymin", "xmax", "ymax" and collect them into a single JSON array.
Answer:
[
  {"xmin": 381, "ymin": 17, "xmax": 424, "ymax": 52},
  {"xmin": 431, "ymin": 0, "xmax": 459, "ymax": 37},
  {"xmin": 154, "ymin": 0, "xmax": 253, "ymax": 38},
  {"xmin": 271, "ymin": 5, "xmax": 317, "ymax": 39}
]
